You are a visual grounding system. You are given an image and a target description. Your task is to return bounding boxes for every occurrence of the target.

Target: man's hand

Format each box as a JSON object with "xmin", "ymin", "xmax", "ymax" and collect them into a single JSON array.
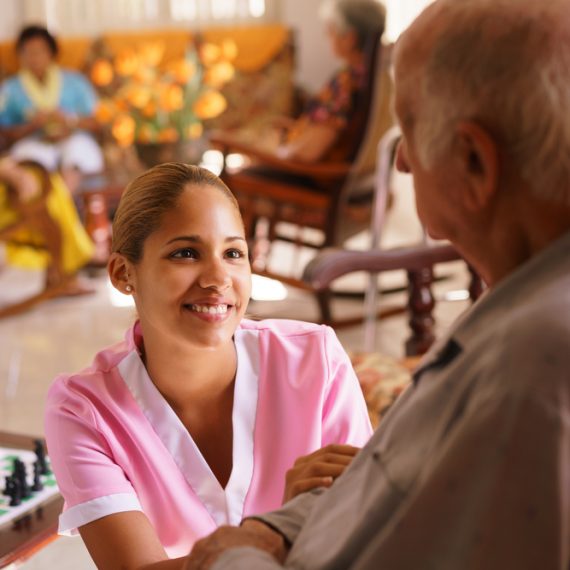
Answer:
[
  {"xmin": 283, "ymin": 444, "xmax": 360, "ymax": 504},
  {"xmin": 184, "ymin": 520, "xmax": 288, "ymax": 570}
]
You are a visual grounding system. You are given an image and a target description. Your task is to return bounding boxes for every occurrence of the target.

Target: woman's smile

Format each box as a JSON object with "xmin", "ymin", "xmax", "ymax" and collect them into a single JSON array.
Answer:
[{"xmin": 127, "ymin": 183, "xmax": 251, "ymax": 348}]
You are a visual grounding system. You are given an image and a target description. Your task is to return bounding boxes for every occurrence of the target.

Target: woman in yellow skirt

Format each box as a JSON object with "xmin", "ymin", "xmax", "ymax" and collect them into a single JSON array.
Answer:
[{"xmin": 0, "ymin": 157, "xmax": 95, "ymax": 305}]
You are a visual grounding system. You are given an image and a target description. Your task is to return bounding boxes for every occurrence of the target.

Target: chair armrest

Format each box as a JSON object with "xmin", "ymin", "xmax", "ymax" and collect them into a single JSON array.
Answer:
[
  {"xmin": 208, "ymin": 131, "xmax": 352, "ymax": 180},
  {"xmin": 303, "ymin": 243, "xmax": 461, "ymax": 290}
]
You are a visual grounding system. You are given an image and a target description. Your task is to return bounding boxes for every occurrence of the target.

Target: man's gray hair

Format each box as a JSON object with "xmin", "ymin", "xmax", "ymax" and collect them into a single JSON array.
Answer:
[
  {"xmin": 319, "ymin": 0, "xmax": 386, "ymax": 49},
  {"xmin": 415, "ymin": 0, "xmax": 570, "ymax": 204}
]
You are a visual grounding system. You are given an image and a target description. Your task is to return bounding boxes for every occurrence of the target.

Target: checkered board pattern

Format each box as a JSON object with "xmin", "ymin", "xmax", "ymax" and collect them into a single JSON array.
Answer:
[{"xmin": 0, "ymin": 447, "xmax": 59, "ymax": 527}]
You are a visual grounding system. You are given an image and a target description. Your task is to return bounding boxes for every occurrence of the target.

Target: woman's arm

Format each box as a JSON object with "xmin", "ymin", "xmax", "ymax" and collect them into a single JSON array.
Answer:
[
  {"xmin": 280, "ymin": 326, "xmax": 372, "ymax": 500},
  {"xmin": 277, "ymin": 120, "xmax": 340, "ymax": 163},
  {"xmin": 79, "ymin": 511, "xmax": 189, "ymax": 570},
  {"xmin": 1, "ymin": 111, "xmax": 51, "ymax": 144},
  {"xmin": 45, "ymin": 384, "xmax": 185, "ymax": 569}
]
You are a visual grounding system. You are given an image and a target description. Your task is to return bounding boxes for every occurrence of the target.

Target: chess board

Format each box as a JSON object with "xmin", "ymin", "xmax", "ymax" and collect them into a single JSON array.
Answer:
[{"xmin": 0, "ymin": 446, "xmax": 59, "ymax": 528}]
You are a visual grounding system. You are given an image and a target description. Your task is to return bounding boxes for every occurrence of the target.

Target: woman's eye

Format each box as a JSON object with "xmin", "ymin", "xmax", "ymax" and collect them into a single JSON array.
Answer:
[
  {"xmin": 170, "ymin": 248, "xmax": 198, "ymax": 259},
  {"xmin": 226, "ymin": 248, "xmax": 245, "ymax": 260}
]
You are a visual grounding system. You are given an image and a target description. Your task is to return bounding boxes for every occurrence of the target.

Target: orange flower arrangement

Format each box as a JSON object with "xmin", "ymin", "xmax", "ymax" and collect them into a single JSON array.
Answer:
[{"xmin": 90, "ymin": 39, "xmax": 236, "ymax": 147}]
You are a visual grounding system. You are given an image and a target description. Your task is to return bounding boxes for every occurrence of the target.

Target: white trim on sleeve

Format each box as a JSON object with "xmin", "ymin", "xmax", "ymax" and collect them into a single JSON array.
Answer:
[{"xmin": 58, "ymin": 493, "xmax": 142, "ymax": 536}]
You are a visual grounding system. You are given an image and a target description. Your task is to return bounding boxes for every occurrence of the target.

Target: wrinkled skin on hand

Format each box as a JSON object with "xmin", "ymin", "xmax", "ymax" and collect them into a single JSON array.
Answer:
[{"xmin": 183, "ymin": 520, "xmax": 288, "ymax": 570}]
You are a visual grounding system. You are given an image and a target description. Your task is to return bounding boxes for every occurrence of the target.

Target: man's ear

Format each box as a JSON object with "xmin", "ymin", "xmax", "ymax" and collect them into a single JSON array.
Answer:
[
  {"xmin": 108, "ymin": 252, "xmax": 135, "ymax": 295},
  {"xmin": 454, "ymin": 121, "xmax": 499, "ymax": 211}
]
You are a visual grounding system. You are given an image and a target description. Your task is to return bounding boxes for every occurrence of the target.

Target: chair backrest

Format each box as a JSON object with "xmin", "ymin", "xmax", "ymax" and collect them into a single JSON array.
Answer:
[
  {"xmin": 351, "ymin": 45, "xmax": 395, "ymax": 185},
  {"xmin": 343, "ymin": 31, "xmax": 384, "ymax": 162},
  {"xmin": 331, "ymin": 46, "xmax": 395, "ymax": 246}
]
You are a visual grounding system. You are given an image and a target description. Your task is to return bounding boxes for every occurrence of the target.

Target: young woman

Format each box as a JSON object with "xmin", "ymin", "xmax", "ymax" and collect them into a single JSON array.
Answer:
[{"xmin": 45, "ymin": 163, "xmax": 372, "ymax": 569}]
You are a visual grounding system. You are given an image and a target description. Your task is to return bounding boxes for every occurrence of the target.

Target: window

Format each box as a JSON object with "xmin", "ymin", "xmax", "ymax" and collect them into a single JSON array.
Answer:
[
  {"xmin": 19, "ymin": 0, "xmax": 275, "ymax": 37},
  {"xmin": 169, "ymin": 0, "xmax": 267, "ymax": 23}
]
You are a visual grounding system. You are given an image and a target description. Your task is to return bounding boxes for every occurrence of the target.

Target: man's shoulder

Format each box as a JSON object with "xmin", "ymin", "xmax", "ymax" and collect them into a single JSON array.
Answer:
[
  {"xmin": 469, "ymin": 279, "xmax": 570, "ymax": 397},
  {"xmin": 505, "ymin": 266, "xmax": 570, "ymax": 341}
]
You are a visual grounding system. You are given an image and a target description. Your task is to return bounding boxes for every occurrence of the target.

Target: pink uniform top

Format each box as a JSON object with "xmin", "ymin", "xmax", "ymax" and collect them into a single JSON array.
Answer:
[{"xmin": 45, "ymin": 318, "xmax": 372, "ymax": 557}]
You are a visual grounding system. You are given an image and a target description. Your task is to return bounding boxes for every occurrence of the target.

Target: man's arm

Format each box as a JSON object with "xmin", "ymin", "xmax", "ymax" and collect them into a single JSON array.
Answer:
[
  {"xmin": 249, "ymin": 487, "xmax": 326, "ymax": 547},
  {"xmin": 185, "ymin": 488, "xmax": 327, "ymax": 570}
]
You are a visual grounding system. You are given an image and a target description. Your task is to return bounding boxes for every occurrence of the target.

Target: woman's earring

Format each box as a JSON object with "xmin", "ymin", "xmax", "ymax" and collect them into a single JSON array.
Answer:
[{"xmin": 125, "ymin": 284, "xmax": 133, "ymax": 293}]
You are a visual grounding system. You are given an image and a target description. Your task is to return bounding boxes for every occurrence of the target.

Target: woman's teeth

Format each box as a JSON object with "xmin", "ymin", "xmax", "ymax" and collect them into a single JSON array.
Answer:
[{"xmin": 190, "ymin": 304, "xmax": 228, "ymax": 314}]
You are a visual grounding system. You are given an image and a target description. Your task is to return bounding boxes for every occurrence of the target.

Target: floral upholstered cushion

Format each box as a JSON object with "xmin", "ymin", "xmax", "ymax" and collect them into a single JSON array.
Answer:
[{"xmin": 349, "ymin": 352, "xmax": 418, "ymax": 428}]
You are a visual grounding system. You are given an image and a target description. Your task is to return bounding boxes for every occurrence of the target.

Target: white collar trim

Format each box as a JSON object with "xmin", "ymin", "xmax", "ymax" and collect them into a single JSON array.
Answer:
[{"xmin": 117, "ymin": 328, "xmax": 260, "ymax": 526}]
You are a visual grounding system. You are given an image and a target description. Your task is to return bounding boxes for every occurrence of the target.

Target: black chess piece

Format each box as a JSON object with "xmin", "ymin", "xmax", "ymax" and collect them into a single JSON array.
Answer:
[
  {"xmin": 6, "ymin": 475, "xmax": 22, "ymax": 506},
  {"xmin": 34, "ymin": 439, "xmax": 50, "ymax": 475},
  {"xmin": 32, "ymin": 460, "xmax": 44, "ymax": 492},
  {"xmin": 3, "ymin": 474, "xmax": 11, "ymax": 496},
  {"xmin": 13, "ymin": 458, "xmax": 31, "ymax": 499}
]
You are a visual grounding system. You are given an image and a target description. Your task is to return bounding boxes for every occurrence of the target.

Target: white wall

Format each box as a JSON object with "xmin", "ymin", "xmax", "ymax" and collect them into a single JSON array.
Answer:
[
  {"xmin": 279, "ymin": 0, "xmax": 333, "ymax": 93},
  {"xmin": 0, "ymin": 1, "xmax": 23, "ymax": 41},
  {"xmin": 384, "ymin": 0, "xmax": 434, "ymax": 42},
  {"xmin": 280, "ymin": 0, "xmax": 435, "ymax": 94},
  {"xmin": 0, "ymin": 0, "xmax": 279, "ymax": 41}
]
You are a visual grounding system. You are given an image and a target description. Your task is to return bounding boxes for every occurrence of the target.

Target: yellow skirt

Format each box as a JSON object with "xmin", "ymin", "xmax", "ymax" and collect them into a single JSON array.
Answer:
[{"xmin": 0, "ymin": 173, "xmax": 94, "ymax": 275}]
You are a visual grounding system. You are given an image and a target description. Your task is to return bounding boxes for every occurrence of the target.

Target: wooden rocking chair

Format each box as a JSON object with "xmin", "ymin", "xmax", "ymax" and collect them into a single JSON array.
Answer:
[{"xmin": 210, "ymin": 34, "xmax": 394, "ymax": 324}]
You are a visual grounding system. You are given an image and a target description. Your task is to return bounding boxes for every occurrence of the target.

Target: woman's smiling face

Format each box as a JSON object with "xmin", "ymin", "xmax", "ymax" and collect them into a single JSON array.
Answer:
[{"xmin": 129, "ymin": 183, "xmax": 251, "ymax": 350}]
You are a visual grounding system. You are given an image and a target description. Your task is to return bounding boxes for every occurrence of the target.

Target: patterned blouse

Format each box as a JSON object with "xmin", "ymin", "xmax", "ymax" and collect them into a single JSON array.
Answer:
[
  {"xmin": 304, "ymin": 62, "xmax": 367, "ymax": 130},
  {"xmin": 284, "ymin": 61, "xmax": 367, "ymax": 161}
]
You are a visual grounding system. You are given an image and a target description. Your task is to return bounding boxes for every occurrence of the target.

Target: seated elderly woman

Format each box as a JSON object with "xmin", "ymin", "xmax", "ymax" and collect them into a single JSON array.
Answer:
[
  {"xmin": 0, "ymin": 25, "xmax": 104, "ymax": 193},
  {"xmin": 0, "ymin": 157, "xmax": 95, "ymax": 307},
  {"xmin": 218, "ymin": 0, "xmax": 387, "ymax": 164},
  {"xmin": 280, "ymin": 0, "xmax": 387, "ymax": 163}
]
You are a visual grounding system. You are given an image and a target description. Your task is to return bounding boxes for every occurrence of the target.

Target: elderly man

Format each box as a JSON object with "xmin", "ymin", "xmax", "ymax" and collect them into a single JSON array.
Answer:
[{"xmin": 183, "ymin": 0, "xmax": 570, "ymax": 568}]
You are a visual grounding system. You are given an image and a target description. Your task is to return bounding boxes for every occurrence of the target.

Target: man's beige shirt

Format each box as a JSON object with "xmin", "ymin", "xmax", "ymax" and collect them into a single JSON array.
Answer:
[{"xmin": 215, "ymin": 230, "xmax": 570, "ymax": 569}]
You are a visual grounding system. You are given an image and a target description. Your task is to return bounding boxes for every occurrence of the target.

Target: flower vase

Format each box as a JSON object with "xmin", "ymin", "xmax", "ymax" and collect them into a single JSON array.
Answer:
[{"xmin": 134, "ymin": 139, "xmax": 205, "ymax": 169}]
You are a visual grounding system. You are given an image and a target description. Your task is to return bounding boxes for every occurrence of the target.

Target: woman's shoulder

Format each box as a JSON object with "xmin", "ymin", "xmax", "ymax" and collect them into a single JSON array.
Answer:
[
  {"xmin": 1, "ymin": 75, "xmax": 23, "ymax": 91},
  {"xmin": 239, "ymin": 317, "xmax": 329, "ymax": 338},
  {"xmin": 59, "ymin": 68, "xmax": 92, "ymax": 85},
  {"xmin": 47, "ymin": 333, "xmax": 134, "ymax": 404}
]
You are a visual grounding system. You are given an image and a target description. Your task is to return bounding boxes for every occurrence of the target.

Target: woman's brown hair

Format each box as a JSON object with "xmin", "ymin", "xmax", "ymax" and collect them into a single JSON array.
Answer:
[{"xmin": 112, "ymin": 162, "xmax": 241, "ymax": 263}]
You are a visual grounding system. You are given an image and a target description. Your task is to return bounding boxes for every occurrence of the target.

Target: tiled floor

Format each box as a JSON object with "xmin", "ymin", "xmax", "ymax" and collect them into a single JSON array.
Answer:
[{"xmin": 0, "ymin": 175, "xmax": 471, "ymax": 568}]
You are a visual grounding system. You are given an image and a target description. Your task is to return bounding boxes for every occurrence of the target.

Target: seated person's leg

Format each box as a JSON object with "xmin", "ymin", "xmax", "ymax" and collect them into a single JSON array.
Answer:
[
  {"xmin": 44, "ymin": 172, "xmax": 95, "ymax": 280},
  {"xmin": 9, "ymin": 136, "xmax": 59, "ymax": 172},
  {"xmin": 58, "ymin": 132, "xmax": 104, "ymax": 194}
]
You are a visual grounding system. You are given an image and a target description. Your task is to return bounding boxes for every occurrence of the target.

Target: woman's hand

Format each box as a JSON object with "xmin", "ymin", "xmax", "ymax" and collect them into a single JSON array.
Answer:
[
  {"xmin": 42, "ymin": 110, "xmax": 73, "ymax": 142},
  {"xmin": 283, "ymin": 444, "xmax": 360, "ymax": 504},
  {"xmin": 29, "ymin": 110, "xmax": 51, "ymax": 130}
]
